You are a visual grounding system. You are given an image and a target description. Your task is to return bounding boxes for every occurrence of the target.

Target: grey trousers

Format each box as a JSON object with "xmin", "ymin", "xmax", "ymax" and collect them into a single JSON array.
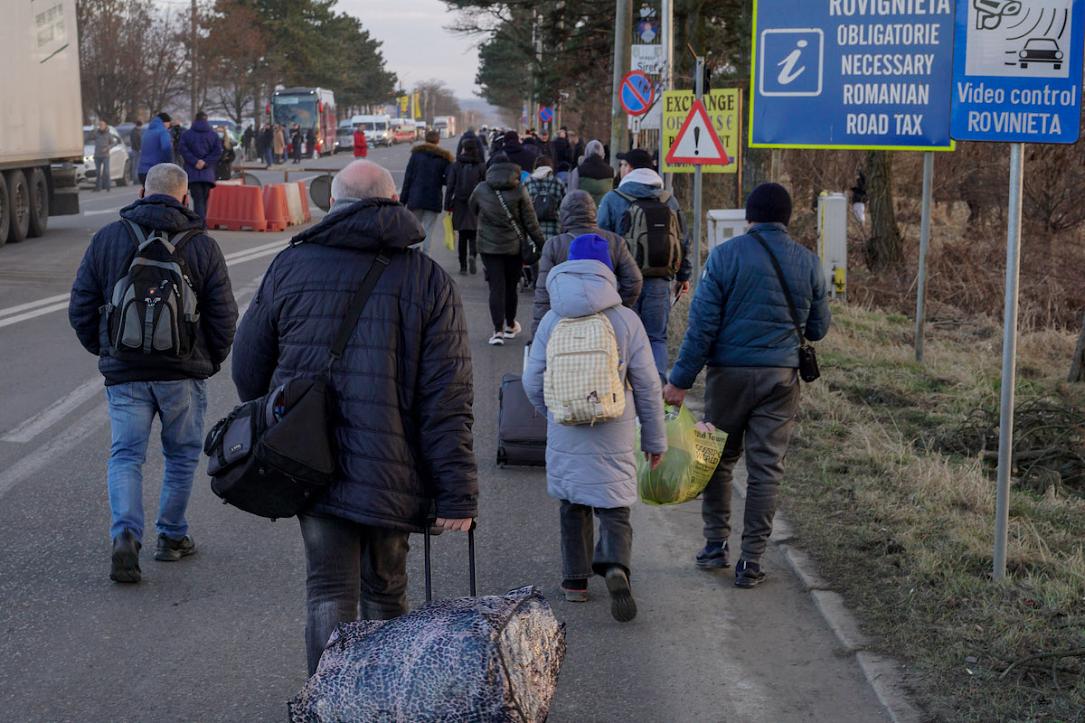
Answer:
[
  {"xmin": 560, "ymin": 500, "xmax": 633, "ymax": 579},
  {"xmin": 701, "ymin": 366, "xmax": 800, "ymax": 564},
  {"xmin": 299, "ymin": 514, "xmax": 410, "ymax": 675}
]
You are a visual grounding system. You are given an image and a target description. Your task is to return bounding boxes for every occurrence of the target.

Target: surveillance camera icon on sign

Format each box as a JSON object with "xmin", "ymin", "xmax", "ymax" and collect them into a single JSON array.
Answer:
[
  {"xmin": 973, "ymin": 0, "xmax": 1023, "ymax": 30},
  {"xmin": 759, "ymin": 29, "xmax": 824, "ymax": 97}
]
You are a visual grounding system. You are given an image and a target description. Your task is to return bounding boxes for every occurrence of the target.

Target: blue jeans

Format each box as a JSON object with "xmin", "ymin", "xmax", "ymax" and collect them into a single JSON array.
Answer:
[
  {"xmin": 633, "ymin": 277, "xmax": 672, "ymax": 378},
  {"xmin": 94, "ymin": 156, "xmax": 111, "ymax": 191},
  {"xmin": 105, "ymin": 380, "xmax": 208, "ymax": 541}
]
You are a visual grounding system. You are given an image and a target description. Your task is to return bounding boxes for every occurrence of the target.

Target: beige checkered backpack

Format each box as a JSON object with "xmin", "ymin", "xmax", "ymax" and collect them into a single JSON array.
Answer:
[{"xmin": 544, "ymin": 313, "xmax": 626, "ymax": 426}]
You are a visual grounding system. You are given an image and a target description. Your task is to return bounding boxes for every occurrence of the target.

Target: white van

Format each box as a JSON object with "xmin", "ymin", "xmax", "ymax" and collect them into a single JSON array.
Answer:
[{"xmin": 352, "ymin": 115, "xmax": 393, "ymax": 147}]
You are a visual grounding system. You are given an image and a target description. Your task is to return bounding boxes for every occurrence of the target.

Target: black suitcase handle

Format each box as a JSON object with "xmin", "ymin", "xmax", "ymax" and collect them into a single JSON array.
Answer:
[{"xmin": 423, "ymin": 520, "xmax": 477, "ymax": 603}]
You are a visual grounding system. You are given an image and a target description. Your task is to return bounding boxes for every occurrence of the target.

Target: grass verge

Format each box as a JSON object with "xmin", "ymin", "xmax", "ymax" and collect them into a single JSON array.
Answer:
[{"xmin": 781, "ymin": 304, "xmax": 1085, "ymax": 721}]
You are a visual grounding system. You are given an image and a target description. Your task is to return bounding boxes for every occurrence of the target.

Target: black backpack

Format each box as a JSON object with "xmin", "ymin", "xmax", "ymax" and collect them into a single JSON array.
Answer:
[
  {"xmin": 530, "ymin": 182, "xmax": 560, "ymax": 223},
  {"xmin": 618, "ymin": 191, "xmax": 682, "ymax": 278},
  {"xmin": 105, "ymin": 220, "xmax": 200, "ymax": 359},
  {"xmin": 204, "ymin": 250, "xmax": 393, "ymax": 520}
]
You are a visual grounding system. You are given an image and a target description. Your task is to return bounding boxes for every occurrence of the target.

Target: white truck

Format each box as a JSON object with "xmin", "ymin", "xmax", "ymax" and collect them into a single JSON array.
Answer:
[
  {"xmin": 433, "ymin": 116, "xmax": 457, "ymax": 139},
  {"xmin": 0, "ymin": 0, "xmax": 83, "ymax": 247}
]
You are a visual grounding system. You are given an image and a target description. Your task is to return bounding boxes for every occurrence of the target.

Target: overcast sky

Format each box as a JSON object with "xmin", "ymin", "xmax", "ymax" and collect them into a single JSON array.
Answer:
[{"xmin": 336, "ymin": 0, "xmax": 481, "ymax": 99}]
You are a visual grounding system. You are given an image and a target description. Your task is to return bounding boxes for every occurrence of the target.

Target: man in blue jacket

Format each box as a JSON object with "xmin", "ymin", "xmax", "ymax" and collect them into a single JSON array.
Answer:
[
  {"xmin": 179, "ymin": 111, "xmax": 224, "ymax": 222},
  {"xmin": 663, "ymin": 183, "xmax": 830, "ymax": 589},
  {"xmin": 69, "ymin": 163, "xmax": 238, "ymax": 584},
  {"xmin": 597, "ymin": 148, "xmax": 691, "ymax": 378},
  {"xmin": 137, "ymin": 113, "xmax": 175, "ymax": 186}
]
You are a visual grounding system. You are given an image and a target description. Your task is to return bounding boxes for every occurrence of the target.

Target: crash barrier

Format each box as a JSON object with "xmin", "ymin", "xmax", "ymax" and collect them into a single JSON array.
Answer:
[
  {"xmin": 282, "ymin": 182, "xmax": 305, "ymax": 226},
  {"xmin": 296, "ymin": 181, "xmax": 312, "ymax": 223},
  {"xmin": 206, "ymin": 185, "xmax": 268, "ymax": 232},
  {"xmin": 263, "ymin": 184, "xmax": 290, "ymax": 232}
]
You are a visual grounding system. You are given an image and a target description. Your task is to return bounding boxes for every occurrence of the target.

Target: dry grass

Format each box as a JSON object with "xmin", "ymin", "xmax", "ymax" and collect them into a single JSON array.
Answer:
[{"xmin": 783, "ymin": 304, "xmax": 1085, "ymax": 721}]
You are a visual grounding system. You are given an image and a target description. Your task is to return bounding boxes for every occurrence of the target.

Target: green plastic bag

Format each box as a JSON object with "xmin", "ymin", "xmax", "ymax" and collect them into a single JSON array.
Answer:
[{"xmin": 637, "ymin": 406, "xmax": 728, "ymax": 506}]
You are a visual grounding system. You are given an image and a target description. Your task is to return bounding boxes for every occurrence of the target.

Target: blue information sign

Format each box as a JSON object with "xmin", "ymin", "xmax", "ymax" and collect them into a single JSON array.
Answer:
[
  {"xmin": 950, "ymin": 0, "xmax": 1084, "ymax": 144},
  {"xmin": 750, "ymin": 0, "xmax": 956, "ymax": 150}
]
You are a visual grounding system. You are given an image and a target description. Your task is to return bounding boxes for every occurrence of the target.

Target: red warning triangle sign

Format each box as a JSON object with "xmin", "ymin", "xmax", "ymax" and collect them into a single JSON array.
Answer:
[{"xmin": 665, "ymin": 99, "xmax": 731, "ymax": 166}]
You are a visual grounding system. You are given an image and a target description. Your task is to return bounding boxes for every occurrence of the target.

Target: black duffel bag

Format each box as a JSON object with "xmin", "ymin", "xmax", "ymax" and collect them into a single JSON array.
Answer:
[{"xmin": 204, "ymin": 250, "xmax": 393, "ymax": 519}]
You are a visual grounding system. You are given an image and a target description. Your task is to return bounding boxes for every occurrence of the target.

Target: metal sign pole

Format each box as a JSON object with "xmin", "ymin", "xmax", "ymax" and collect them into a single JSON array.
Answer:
[
  {"xmin": 661, "ymin": 0, "xmax": 674, "ymax": 193},
  {"xmin": 993, "ymin": 142, "xmax": 1025, "ymax": 581},
  {"xmin": 914, "ymin": 151, "xmax": 934, "ymax": 363},
  {"xmin": 692, "ymin": 55, "xmax": 705, "ymax": 288}
]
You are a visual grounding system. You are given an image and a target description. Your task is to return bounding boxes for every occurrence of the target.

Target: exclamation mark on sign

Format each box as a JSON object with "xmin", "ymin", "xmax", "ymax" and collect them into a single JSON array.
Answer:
[{"xmin": 693, "ymin": 127, "xmax": 701, "ymax": 155}]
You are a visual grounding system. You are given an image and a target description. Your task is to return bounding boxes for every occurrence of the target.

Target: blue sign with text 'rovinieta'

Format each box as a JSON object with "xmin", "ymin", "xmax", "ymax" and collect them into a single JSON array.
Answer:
[
  {"xmin": 750, "ymin": 0, "xmax": 956, "ymax": 150},
  {"xmin": 950, "ymin": 0, "xmax": 1084, "ymax": 143}
]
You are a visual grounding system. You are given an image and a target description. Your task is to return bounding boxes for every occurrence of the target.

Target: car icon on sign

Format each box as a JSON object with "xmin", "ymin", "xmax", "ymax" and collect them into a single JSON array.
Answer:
[{"xmin": 1019, "ymin": 38, "xmax": 1063, "ymax": 70}]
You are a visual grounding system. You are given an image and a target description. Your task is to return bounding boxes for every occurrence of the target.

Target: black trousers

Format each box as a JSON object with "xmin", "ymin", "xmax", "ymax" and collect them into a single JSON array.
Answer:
[
  {"xmin": 481, "ymin": 253, "xmax": 521, "ymax": 333},
  {"xmin": 189, "ymin": 182, "xmax": 212, "ymax": 222},
  {"xmin": 458, "ymin": 229, "xmax": 477, "ymax": 267},
  {"xmin": 560, "ymin": 501, "xmax": 632, "ymax": 579}
]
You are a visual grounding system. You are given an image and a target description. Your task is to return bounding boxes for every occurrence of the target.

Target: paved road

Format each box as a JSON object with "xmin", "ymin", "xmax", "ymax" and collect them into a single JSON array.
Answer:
[{"xmin": 0, "ymin": 140, "xmax": 887, "ymax": 721}]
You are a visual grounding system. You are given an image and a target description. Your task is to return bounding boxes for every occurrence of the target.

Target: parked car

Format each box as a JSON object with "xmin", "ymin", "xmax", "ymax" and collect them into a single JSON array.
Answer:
[
  {"xmin": 335, "ymin": 119, "xmax": 354, "ymax": 153},
  {"xmin": 78, "ymin": 125, "xmax": 131, "ymax": 186},
  {"xmin": 207, "ymin": 118, "xmax": 241, "ymax": 146}
]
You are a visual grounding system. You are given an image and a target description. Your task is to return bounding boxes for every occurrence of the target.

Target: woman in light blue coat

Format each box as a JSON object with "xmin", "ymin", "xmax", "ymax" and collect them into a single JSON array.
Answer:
[{"xmin": 523, "ymin": 235, "xmax": 667, "ymax": 622}]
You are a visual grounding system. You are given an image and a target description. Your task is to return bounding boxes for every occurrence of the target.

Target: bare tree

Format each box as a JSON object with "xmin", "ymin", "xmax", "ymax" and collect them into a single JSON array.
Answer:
[{"xmin": 865, "ymin": 150, "xmax": 904, "ymax": 272}]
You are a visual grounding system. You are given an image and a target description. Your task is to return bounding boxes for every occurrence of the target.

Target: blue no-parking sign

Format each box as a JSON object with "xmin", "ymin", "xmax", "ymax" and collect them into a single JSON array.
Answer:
[
  {"xmin": 951, "ymin": 0, "xmax": 1084, "ymax": 143},
  {"xmin": 620, "ymin": 70, "xmax": 654, "ymax": 117},
  {"xmin": 750, "ymin": 0, "xmax": 956, "ymax": 150},
  {"xmin": 538, "ymin": 106, "xmax": 554, "ymax": 124}
]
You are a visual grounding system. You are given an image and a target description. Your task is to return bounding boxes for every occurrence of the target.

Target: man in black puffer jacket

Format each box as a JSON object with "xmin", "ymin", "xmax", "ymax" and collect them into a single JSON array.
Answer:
[
  {"xmin": 69, "ymin": 162, "xmax": 238, "ymax": 584},
  {"xmin": 232, "ymin": 159, "xmax": 478, "ymax": 676}
]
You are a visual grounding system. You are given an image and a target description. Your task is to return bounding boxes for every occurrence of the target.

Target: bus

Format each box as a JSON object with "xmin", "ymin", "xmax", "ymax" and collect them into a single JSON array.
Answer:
[{"xmin": 270, "ymin": 87, "xmax": 336, "ymax": 157}]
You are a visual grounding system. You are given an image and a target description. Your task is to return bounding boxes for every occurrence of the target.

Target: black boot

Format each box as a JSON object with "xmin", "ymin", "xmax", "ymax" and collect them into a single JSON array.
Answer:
[{"xmin": 110, "ymin": 529, "xmax": 142, "ymax": 583}]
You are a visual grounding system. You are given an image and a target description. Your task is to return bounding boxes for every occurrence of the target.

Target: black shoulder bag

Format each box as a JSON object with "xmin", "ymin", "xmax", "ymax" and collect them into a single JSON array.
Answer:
[
  {"xmin": 492, "ymin": 185, "xmax": 540, "ymax": 265},
  {"xmin": 204, "ymin": 251, "xmax": 393, "ymax": 520},
  {"xmin": 749, "ymin": 231, "xmax": 821, "ymax": 383}
]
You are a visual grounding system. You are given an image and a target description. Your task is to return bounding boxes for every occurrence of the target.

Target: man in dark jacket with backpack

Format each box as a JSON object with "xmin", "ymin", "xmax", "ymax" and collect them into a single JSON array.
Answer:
[
  {"xmin": 231, "ymin": 159, "xmax": 478, "ymax": 676},
  {"xmin": 664, "ymin": 183, "xmax": 830, "ymax": 589},
  {"xmin": 69, "ymin": 162, "xmax": 238, "ymax": 584},
  {"xmin": 597, "ymin": 148, "xmax": 691, "ymax": 378}
]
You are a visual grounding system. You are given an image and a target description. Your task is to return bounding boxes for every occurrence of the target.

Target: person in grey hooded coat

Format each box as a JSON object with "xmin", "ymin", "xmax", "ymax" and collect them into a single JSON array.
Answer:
[
  {"xmin": 523, "ymin": 236, "xmax": 666, "ymax": 623},
  {"xmin": 531, "ymin": 190, "xmax": 642, "ymax": 337}
]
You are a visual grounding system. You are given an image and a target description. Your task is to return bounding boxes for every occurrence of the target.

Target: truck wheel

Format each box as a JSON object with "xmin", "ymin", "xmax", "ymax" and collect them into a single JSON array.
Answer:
[
  {"xmin": 27, "ymin": 168, "xmax": 49, "ymax": 238},
  {"xmin": 6, "ymin": 170, "xmax": 30, "ymax": 244},
  {"xmin": 0, "ymin": 173, "xmax": 9, "ymax": 248},
  {"xmin": 117, "ymin": 159, "xmax": 130, "ymax": 187}
]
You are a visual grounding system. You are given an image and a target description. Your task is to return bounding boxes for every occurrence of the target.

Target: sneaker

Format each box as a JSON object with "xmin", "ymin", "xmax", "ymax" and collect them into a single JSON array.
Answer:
[
  {"xmin": 155, "ymin": 534, "xmax": 197, "ymax": 562},
  {"xmin": 503, "ymin": 321, "xmax": 522, "ymax": 340},
  {"xmin": 695, "ymin": 541, "xmax": 730, "ymax": 569},
  {"xmin": 604, "ymin": 567, "xmax": 637, "ymax": 622},
  {"xmin": 735, "ymin": 559, "xmax": 766, "ymax": 589},
  {"xmin": 469, "ymin": 257, "xmax": 477, "ymax": 275},
  {"xmin": 110, "ymin": 529, "xmax": 142, "ymax": 583},
  {"xmin": 488, "ymin": 333, "xmax": 505, "ymax": 346},
  {"xmin": 561, "ymin": 579, "xmax": 589, "ymax": 603}
]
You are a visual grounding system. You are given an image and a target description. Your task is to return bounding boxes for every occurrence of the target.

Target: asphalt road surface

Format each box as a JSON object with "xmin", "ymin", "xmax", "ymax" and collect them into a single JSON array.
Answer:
[{"xmin": 0, "ymin": 139, "xmax": 888, "ymax": 722}]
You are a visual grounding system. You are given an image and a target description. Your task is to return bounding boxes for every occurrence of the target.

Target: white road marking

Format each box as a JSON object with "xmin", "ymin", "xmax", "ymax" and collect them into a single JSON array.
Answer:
[
  {"xmin": 0, "ymin": 406, "xmax": 107, "ymax": 498},
  {"xmin": 0, "ymin": 301, "xmax": 72, "ymax": 330},
  {"xmin": 0, "ymin": 275, "xmax": 265, "ymax": 448},
  {"xmin": 0, "ymin": 238, "xmax": 288, "ymax": 330},
  {"xmin": 0, "ymin": 294, "xmax": 71, "ymax": 319},
  {"xmin": 0, "ymin": 379, "xmax": 103, "ymax": 443},
  {"xmin": 83, "ymin": 207, "xmax": 125, "ymax": 216}
]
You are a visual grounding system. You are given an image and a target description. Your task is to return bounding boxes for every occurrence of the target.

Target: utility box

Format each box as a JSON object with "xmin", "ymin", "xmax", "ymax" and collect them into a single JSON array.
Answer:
[
  {"xmin": 706, "ymin": 209, "xmax": 748, "ymax": 252},
  {"xmin": 817, "ymin": 192, "xmax": 848, "ymax": 300}
]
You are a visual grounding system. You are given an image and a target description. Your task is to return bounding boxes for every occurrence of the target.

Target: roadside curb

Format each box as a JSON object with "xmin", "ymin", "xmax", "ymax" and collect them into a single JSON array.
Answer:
[{"xmin": 685, "ymin": 397, "xmax": 923, "ymax": 723}]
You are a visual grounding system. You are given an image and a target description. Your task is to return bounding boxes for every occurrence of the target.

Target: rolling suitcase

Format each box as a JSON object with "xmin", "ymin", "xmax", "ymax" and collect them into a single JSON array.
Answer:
[
  {"xmin": 289, "ymin": 524, "xmax": 567, "ymax": 723},
  {"xmin": 497, "ymin": 373, "xmax": 547, "ymax": 467}
]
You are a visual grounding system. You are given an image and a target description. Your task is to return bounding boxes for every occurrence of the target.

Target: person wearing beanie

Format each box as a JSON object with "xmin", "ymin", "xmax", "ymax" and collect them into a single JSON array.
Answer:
[
  {"xmin": 531, "ymin": 190, "xmax": 643, "ymax": 337},
  {"xmin": 663, "ymin": 182, "xmax": 831, "ymax": 590},
  {"xmin": 596, "ymin": 146, "xmax": 691, "ymax": 380},
  {"xmin": 522, "ymin": 235, "xmax": 666, "ymax": 622}
]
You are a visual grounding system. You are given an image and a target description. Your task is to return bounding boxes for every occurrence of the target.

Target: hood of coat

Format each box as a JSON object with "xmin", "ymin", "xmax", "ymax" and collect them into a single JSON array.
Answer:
[
  {"xmin": 559, "ymin": 190, "xmax": 597, "ymax": 233},
  {"xmin": 189, "ymin": 118, "xmax": 214, "ymax": 135},
  {"xmin": 456, "ymin": 135, "xmax": 483, "ymax": 163},
  {"xmin": 530, "ymin": 166, "xmax": 553, "ymax": 180},
  {"xmin": 146, "ymin": 117, "xmax": 166, "ymax": 134},
  {"xmin": 291, "ymin": 198, "xmax": 424, "ymax": 251},
  {"xmin": 119, "ymin": 194, "xmax": 205, "ymax": 233},
  {"xmin": 619, "ymin": 167, "xmax": 664, "ymax": 192},
  {"xmin": 578, "ymin": 153, "xmax": 614, "ymax": 181},
  {"xmin": 485, "ymin": 162, "xmax": 521, "ymax": 190},
  {"xmin": 411, "ymin": 143, "xmax": 453, "ymax": 162},
  {"xmin": 547, "ymin": 259, "xmax": 621, "ymax": 318}
]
